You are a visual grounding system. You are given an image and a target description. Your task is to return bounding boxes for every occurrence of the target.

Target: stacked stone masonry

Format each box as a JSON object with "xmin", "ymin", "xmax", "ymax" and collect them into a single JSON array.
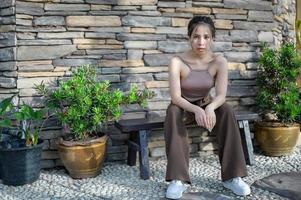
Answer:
[{"xmin": 0, "ymin": 0, "xmax": 296, "ymax": 168}]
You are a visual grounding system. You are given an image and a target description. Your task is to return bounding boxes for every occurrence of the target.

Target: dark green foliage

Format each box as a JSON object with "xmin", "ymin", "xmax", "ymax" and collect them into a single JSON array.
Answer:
[
  {"xmin": 36, "ymin": 65, "xmax": 154, "ymax": 141},
  {"xmin": 257, "ymin": 42, "xmax": 301, "ymax": 123},
  {"xmin": 0, "ymin": 96, "xmax": 45, "ymax": 146},
  {"xmin": 14, "ymin": 104, "xmax": 44, "ymax": 146},
  {"xmin": 0, "ymin": 96, "xmax": 13, "ymax": 130}
]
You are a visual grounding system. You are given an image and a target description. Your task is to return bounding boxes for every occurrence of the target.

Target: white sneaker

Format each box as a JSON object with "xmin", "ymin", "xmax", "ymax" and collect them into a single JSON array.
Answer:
[
  {"xmin": 166, "ymin": 180, "xmax": 187, "ymax": 199},
  {"xmin": 223, "ymin": 177, "xmax": 251, "ymax": 196}
]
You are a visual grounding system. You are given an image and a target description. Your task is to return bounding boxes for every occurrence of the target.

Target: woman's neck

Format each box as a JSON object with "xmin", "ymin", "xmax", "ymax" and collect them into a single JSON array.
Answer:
[{"xmin": 188, "ymin": 50, "xmax": 214, "ymax": 62}]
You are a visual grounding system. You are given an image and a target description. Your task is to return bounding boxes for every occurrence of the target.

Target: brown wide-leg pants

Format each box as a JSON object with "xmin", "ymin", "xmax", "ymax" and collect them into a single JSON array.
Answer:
[{"xmin": 164, "ymin": 102, "xmax": 248, "ymax": 183}]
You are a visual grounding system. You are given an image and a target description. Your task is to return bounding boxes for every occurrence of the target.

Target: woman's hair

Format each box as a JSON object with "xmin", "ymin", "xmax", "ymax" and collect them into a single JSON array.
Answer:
[{"xmin": 187, "ymin": 16, "xmax": 215, "ymax": 38}]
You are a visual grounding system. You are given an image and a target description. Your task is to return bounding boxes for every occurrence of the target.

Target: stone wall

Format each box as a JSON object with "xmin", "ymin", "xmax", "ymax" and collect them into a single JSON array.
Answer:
[{"xmin": 0, "ymin": 0, "xmax": 296, "ymax": 168}]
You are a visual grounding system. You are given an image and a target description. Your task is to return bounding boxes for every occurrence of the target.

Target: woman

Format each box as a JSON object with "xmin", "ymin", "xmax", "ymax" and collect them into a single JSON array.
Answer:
[{"xmin": 164, "ymin": 16, "xmax": 251, "ymax": 199}]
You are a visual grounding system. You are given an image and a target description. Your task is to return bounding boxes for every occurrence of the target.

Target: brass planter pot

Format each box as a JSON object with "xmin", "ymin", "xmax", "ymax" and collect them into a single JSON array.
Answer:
[
  {"xmin": 58, "ymin": 135, "xmax": 108, "ymax": 179},
  {"xmin": 255, "ymin": 122, "xmax": 300, "ymax": 156}
]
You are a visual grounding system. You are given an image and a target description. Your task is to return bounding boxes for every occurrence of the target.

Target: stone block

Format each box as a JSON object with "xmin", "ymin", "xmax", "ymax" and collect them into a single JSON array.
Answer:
[
  {"xmin": 145, "ymin": 81, "xmax": 169, "ymax": 88},
  {"xmin": 176, "ymin": 7, "xmax": 211, "ymax": 15},
  {"xmin": 99, "ymin": 59, "xmax": 144, "ymax": 67},
  {"xmin": 0, "ymin": 0, "xmax": 14, "ymax": 8},
  {"xmin": 42, "ymin": 151, "xmax": 60, "ymax": 159},
  {"xmin": 77, "ymin": 44, "xmax": 123, "ymax": 49},
  {"xmin": 0, "ymin": 25, "xmax": 15, "ymax": 32},
  {"xmin": 248, "ymin": 11, "xmax": 273, "ymax": 22},
  {"xmin": 18, "ymin": 64, "xmax": 54, "ymax": 72},
  {"xmin": 224, "ymin": 0, "xmax": 272, "ymax": 11},
  {"xmin": 214, "ymin": 19, "xmax": 233, "ymax": 29},
  {"xmin": 84, "ymin": 33, "xmax": 115, "ymax": 40},
  {"xmin": 40, "ymin": 129, "xmax": 64, "ymax": 140},
  {"xmin": 230, "ymin": 30, "xmax": 257, "ymax": 42},
  {"xmin": 33, "ymin": 16, "xmax": 65, "ymax": 26},
  {"xmin": 45, "ymin": 3, "xmax": 90, "ymax": 11},
  {"xmin": 172, "ymin": 18, "xmax": 189, "ymax": 27},
  {"xmin": 17, "ymin": 45, "xmax": 77, "ymax": 60},
  {"xmin": 131, "ymin": 27, "xmax": 155, "ymax": 33},
  {"xmin": 97, "ymin": 74, "xmax": 120, "ymax": 82},
  {"xmin": 150, "ymin": 147, "xmax": 165, "ymax": 157},
  {"xmin": 158, "ymin": 41, "xmax": 189, "ymax": 53},
  {"xmin": 122, "ymin": 16, "xmax": 171, "ymax": 27},
  {"xmin": 212, "ymin": 8, "xmax": 247, "ymax": 14},
  {"xmin": 233, "ymin": 21, "xmax": 275, "ymax": 31},
  {"xmin": 0, "ymin": 77, "xmax": 16, "ymax": 88},
  {"xmin": 156, "ymin": 27, "xmax": 187, "ymax": 34},
  {"xmin": 107, "ymin": 145, "xmax": 128, "ymax": 154},
  {"xmin": 87, "ymin": 49, "xmax": 126, "ymax": 55},
  {"xmin": 122, "ymin": 67, "xmax": 167, "ymax": 74},
  {"xmin": 117, "ymin": 0, "xmax": 157, "ymax": 5},
  {"xmin": 53, "ymin": 59, "xmax": 98, "ymax": 67},
  {"xmin": 215, "ymin": 14, "xmax": 247, "ymax": 20},
  {"xmin": 128, "ymin": 11, "xmax": 161, "ymax": 16},
  {"xmin": 17, "ymin": 77, "xmax": 57, "ymax": 89},
  {"xmin": 17, "ymin": 33, "xmax": 35, "ymax": 40},
  {"xmin": 37, "ymin": 32, "xmax": 83, "ymax": 39},
  {"xmin": 124, "ymin": 41, "xmax": 157, "ymax": 49},
  {"xmin": 0, "ymin": 16, "xmax": 15, "ymax": 24},
  {"xmin": 66, "ymin": 16, "xmax": 121, "ymax": 27},
  {"xmin": 212, "ymin": 42, "xmax": 232, "ymax": 52},
  {"xmin": 127, "ymin": 50, "xmax": 143, "ymax": 60},
  {"xmin": 91, "ymin": 4, "xmax": 111, "ymax": 10},
  {"xmin": 117, "ymin": 33, "xmax": 166, "ymax": 41},
  {"xmin": 0, "ymin": 61, "xmax": 16, "ymax": 71},
  {"xmin": 120, "ymin": 74, "xmax": 153, "ymax": 82},
  {"xmin": 199, "ymin": 142, "xmax": 218, "ymax": 151},
  {"xmin": 18, "ymin": 39, "xmax": 72, "ymax": 46},
  {"xmin": 0, "ymin": 47, "xmax": 16, "ymax": 61},
  {"xmin": 158, "ymin": 1, "xmax": 185, "ymax": 7},
  {"xmin": 227, "ymin": 85, "xmax": 257, "ymax": 97},
  {"xmin": 86, "ymin": 0, "xmax": 118, "ymax": 4},
  {"xmin": 224, "ymin": 52, "xmax": 259, "ymax": 62},
  {"xmin": 154, "ymin": 72, "xmax": 168, "ymax": 81},
  {"xmin": 148, "ymin": 88, "xmax": 170, "ymax": 101},
  {"xmin": 20, "ymin": 96, "xmax": 45, "ymax": 107},
  {"xmin": 41, "ymin": 159, "xmax": 55, "ymax": 169},
  {"xmin": 16, "ymin": 1, "xmax": 44, "ymax": 16},
  {"xmin": 3, "ymin": 71, "xmax": 17, "ymax": 77},
  {"xmin": 144, "ymin": 54, "xmax": 174, "ymax": 66},
  {"xmin": 102, "ymin": 54, "xmax": 126, "ymax": 60},
  {"xmin": 258, "ymin": 31, "xmax": 274, "ymax": 43}
]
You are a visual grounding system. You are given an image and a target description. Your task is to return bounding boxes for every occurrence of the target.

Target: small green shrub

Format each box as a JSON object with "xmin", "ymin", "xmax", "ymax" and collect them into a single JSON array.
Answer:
[
  {"xmin": 36, "ymin": 65, "xmax": 154, "ymax": 141},
  {"xmin": 256, "ymin": 42, "xmax": 301, "ymax": 123}
]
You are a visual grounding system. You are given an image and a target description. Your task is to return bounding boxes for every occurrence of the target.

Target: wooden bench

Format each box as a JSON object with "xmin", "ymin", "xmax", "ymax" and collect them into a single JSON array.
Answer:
[{"xmin": 115, "ymin": 111, "xmax": 258, "ymax": 180}]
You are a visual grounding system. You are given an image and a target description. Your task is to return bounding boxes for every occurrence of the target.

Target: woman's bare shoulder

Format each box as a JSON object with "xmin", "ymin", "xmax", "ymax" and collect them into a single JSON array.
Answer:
[{"xmin": 212, "ymin": 53, "xmax": 227, "ymax": 64}]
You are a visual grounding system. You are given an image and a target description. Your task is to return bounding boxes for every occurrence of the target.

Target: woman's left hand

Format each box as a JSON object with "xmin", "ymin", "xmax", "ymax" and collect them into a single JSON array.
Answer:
[{"xmin": 205, "ymin": 105, "xmax": 216, "ymax": 132}]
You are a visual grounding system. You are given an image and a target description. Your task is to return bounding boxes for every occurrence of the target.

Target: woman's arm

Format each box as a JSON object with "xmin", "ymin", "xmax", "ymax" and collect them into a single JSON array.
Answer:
[
  {"xmin": 205, "ymin": 55, "xmax": 228, "ymax": 130},
  {"xmin": 169, "ymin": 56, "xmax": 207, "ymax": 127},
  {"xmin": 207, "ymin": 55, "xmax": 228, "ymax": 110}
]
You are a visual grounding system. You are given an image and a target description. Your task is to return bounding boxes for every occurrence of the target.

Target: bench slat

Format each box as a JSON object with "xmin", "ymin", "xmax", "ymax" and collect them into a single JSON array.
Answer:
[{"xmin": 116, "ymin": 111, "xmax": 258, "ymax": 132}]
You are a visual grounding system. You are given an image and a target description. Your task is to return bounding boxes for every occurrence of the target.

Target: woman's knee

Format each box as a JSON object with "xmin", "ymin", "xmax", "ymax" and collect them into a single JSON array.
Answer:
[{"xmin": 166, "ymin": 103, "xmax": 183, "ymax": 116}]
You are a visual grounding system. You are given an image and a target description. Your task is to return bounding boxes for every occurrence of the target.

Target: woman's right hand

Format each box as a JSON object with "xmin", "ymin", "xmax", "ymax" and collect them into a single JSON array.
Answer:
[{"xmin": 193, "ymin": 106, "xmax": 207, "ymax": 128}]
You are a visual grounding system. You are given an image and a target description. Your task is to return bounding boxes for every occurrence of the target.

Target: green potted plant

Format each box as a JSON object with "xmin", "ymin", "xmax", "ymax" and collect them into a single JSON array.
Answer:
[
  {"xmin": 255, "ymin": 42, "xmax": 301, "ymax": 156},
  {"xmin": 36, "ymin": 65, "xmax": 154, "ymax": 178},
  {"xmin": 0, "ymin": 100, "xmax": 45, "ymax": 186}
]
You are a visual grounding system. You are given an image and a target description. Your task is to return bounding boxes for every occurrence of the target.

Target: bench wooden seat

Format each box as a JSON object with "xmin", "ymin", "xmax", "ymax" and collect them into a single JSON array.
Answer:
[{"xmin": 115, "ymin": 111, "xmax": 259, "ymax": 180}]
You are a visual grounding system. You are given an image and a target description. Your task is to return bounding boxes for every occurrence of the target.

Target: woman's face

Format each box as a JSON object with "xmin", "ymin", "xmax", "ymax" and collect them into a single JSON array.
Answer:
[{"xmin": 189, "ymin": 24, "xmax": 213, "ymax": 55}]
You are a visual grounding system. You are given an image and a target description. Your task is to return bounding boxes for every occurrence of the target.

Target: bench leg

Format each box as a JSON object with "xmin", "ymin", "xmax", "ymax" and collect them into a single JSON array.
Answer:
[
  {"xmin": 138, "ymin": 130, "xmax": 150, "ymax": 180},
  {"xmin": 127, "ymin": 132, "xmax": 138, "ymax": 166},
  {"xmin": 238, "ymin": 120, "xmax": 255, "ymax": 165}
]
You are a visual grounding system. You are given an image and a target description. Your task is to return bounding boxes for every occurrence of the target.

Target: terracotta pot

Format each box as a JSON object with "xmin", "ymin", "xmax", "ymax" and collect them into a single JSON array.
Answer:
[
  {"xmin": 58, "ymin": 135, "xmax": 108, "ymax": 179},
  {"xmin": 255, "ymin": 122, "xmax": 300, "ymax": 156}
]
